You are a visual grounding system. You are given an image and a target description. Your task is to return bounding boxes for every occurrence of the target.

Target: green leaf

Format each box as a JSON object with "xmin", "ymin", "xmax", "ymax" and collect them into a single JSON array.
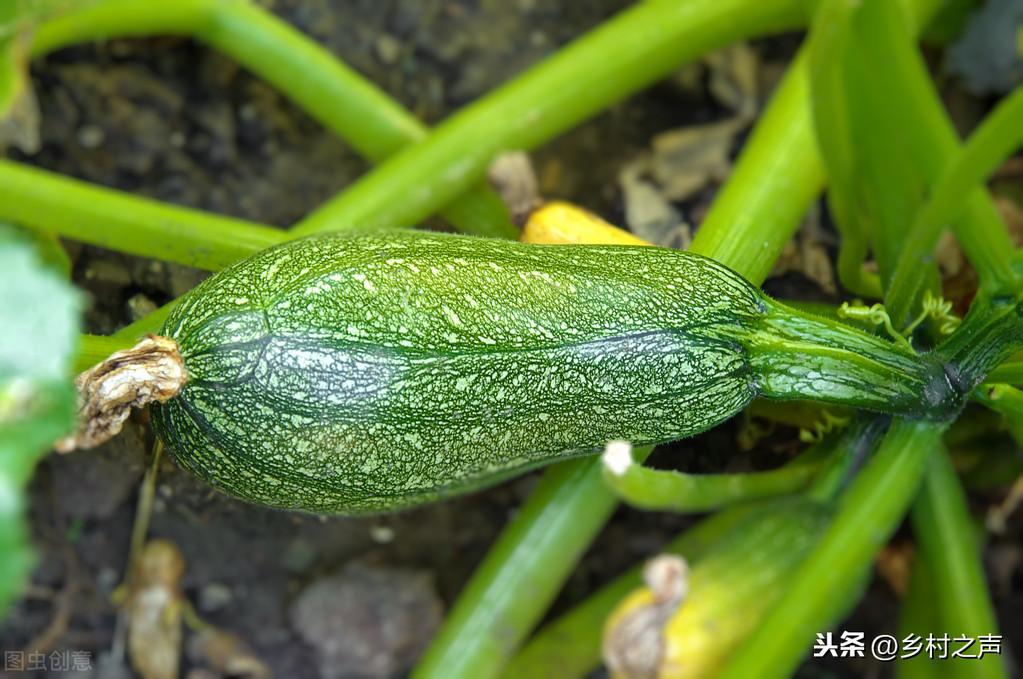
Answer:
[{"xmin": 0, "ymin": 228, "xmax": 80, "ymax": 616}]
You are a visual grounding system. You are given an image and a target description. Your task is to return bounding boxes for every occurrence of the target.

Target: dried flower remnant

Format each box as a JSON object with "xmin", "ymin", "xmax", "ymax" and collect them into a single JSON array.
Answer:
[
  {"xmin": 603, "ymin": 555, "xmax": 689, "ymax": 679},
  {"xmin": 56, "ymin": 335, "xmax": 185, "ymax": 452}
]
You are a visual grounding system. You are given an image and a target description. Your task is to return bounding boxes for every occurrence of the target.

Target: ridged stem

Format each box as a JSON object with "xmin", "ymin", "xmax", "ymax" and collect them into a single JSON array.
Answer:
[
  {"xmin": 749, "ymin": 302, "xmax": 959, "ymax": 419},
  {"xmin": 938, "ymin": 293, "xmax": 1023, "ymax": 392},
  {"xmin": 0, "ymin": 161, "xmax": 285, "ymax": 271}
]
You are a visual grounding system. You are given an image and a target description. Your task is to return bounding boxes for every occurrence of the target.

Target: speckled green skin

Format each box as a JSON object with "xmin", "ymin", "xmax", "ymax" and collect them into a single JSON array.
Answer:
[
  {"xmin": 151, "ymin": 233, "xmax": 766, "ymax": 513},
  {"xmin": 152, "ymin": 233, "xmax": 965, "ymax": 514}
]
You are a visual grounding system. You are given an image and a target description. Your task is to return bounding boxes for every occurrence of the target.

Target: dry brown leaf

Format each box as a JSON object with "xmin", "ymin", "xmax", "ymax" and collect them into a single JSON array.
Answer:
[
  {"xmin": 769, "ymin": 207, "xmax": 837, "ymax": 294},
  {"xmin": 704, "ymin": 42, "xmax": 759, "ymax": 120},
  {"xmin": 619, "ymin": 160, "xmax": 690, "ymax": 249},
  {"xmin": 650, "ymin": 118, "xmax": 744, "ymax": 202}
]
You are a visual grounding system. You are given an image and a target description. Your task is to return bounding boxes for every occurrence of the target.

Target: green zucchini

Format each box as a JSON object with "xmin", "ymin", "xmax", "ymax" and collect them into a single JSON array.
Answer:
[{"xmin": 151, "ymin": 233, "xmax": 961, "ymax": 513}]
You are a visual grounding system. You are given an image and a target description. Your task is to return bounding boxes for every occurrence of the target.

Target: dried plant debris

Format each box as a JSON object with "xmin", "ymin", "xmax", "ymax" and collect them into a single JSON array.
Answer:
[
  {"xmin": 488, "ymin": 150, "xmax": 540, "ymax": 224},
  {"xmin": 769, "ymin": 204, "xmax": 838, "ymax": 294},
  {"xmin": 987, "ymin": 473, "xmax": 1023, "ymax": 534},
  {"xmin": 948, "ymin": 0, "xmax": 1023, "ymax": 95},
  {"xmin": 875, "ymin": 542, "xmax": 915, "ymax": 597},
  {"xmin": 125, "ymin": 540, "xmax": 187, "ymax": 679},
  {"xmin": 119, "ymin": 539, "xmax": 271, "ymax": 679},
  {"xmin": 619, "ymin": 160, "xmax": 690, "ymax": 249},
  {"xmin": 614, "ymin": 41, "xmax": 765, "ymax": 249},
  {"xmin": 56, "ymin": 335, "xmax": 186, "ymax": 452},
  {"xmin": 617, "ymin": 118, "xmax": 750, "ymax": 249},
  {"xmin": 651, "ymin": 119, "xmax": 746, "ymax": 202},
  {"xmin": 603, "ymin": 555, "xmax": 689, "ymax": 679},
  {"xmin": 704, "ymin": 43, "xmax": 759, "ymax": 121},
  {"xmin": 615, "ymin": 41, "xmax": 764, "ymax": 248},
  {"xmin": 668, "ymin": 42, "xmax": 761, "ymax": 119}
]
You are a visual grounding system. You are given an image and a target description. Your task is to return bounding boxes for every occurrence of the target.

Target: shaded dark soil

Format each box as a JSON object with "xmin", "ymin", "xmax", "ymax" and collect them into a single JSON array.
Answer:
[{"xmin": 3, "ymin": 1, "xmax": 1021, "ymax": 678}]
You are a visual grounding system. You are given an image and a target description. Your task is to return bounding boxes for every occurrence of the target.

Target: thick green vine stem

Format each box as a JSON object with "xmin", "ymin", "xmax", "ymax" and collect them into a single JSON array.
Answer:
[
  {"xmin": 910, "ymin": 449, "xmax": 1007, "ymax": 679},
  {"xmin": 896, "ymin": 552, "xmax": 942, "ymax": 679},
  {"xmin": 0, "ymin": 160, "xmax": 284, "ymax": 271},
  {"xmin": 938, "ymin": 293, "xmax": 1023, "ymax": 392}
]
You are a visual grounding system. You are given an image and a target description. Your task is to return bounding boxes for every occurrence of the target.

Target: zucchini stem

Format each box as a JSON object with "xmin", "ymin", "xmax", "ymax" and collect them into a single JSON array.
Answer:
[
  {"xmin": 748, "ymin": 302, "xmax": 961, "ymax": 420},
  {"xmin": 937, "ymin": 292, "xmax": 1023, "ymax": 393}
]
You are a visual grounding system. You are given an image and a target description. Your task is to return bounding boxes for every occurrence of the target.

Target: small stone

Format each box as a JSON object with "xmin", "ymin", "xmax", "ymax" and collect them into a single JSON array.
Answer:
[
  {"xmin": 126, "ymin": 293, "xmax": 158, "ymax": 322},
  {"xmin": 78, "ymin": 124, "xmax": 106, "ymax": 149},
  {"xmin": 375, "ymin": 34, "xmax": 403, "ymax": 64},
  {"xmin": 198, "ymin": 583, "xmax": 234, "ymax": 613},
  {"xmin": 369, "ymin": 524, "xmax": 395, "ymax": 544},
  {"xmin": 289, "ymin": 562, "xmax": 443, "ymax": 679},
  {"xmin": 282, "ymin": 538, "xmax": 317, "ymax": 574}
]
